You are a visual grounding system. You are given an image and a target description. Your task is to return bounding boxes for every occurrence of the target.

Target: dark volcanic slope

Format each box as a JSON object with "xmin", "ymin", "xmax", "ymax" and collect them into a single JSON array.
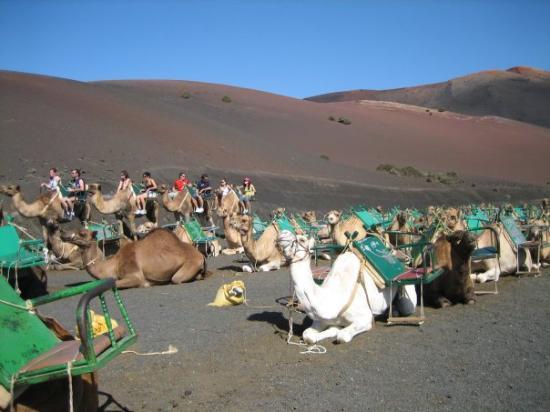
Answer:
[
  {"xmin": 1, "ymin": 70, "xmax": 549, "ymax": 189},
  {"xmin": 306, "ymin": 67, "xmax": 550, "ymax": 128}
]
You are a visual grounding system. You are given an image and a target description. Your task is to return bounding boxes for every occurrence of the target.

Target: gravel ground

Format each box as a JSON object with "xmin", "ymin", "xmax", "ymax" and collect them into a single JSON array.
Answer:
[{"xmin": 39, "ymin": 255, "xmax": 550, "ymax": 412}]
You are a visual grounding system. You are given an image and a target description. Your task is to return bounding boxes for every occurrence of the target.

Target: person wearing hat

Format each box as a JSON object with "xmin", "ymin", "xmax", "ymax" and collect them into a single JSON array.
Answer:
[{"xmin": 239, "ymin": 177, "xmax": 256, "ymax": 214}]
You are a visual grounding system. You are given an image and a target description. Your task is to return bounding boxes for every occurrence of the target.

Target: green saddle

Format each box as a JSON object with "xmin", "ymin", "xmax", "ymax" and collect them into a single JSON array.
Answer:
[
  {"xmin": 500, "ymin": 215, "xmax": 528, "ymax": 247},
  {"xmin": 274, "ymin": 215, "xmax": 295, "ymax": 234},
  {"xmin": 352, "ymin": 208, "xmax": 381, "ymax": 231}
]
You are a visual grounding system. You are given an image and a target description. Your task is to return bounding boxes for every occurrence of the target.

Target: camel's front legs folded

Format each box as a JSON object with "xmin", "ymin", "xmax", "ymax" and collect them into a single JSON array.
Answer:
[{"xmin": 303, "ymin": 322, "xmax": 340, "ymax": 345}]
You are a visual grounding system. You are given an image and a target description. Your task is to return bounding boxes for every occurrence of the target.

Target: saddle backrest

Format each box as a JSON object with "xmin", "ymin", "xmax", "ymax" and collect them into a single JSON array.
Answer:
[
  {"xmin": 0, "ymin": 225, "xmax": 22, "ymax": 262},
  {"xmin": 0, "ymin": 275, "xmax": 60, "ymax": 390},
  {"xmin": 352, "ymin": 236, "xmax": 406, "ymax": 284},
  {"xmin": 500, "ymin": 215, "xmax": 527, "ymax": 247}
]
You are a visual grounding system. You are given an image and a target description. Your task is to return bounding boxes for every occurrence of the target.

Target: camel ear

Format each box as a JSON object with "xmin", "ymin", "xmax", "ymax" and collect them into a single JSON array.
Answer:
[
  {"xmin": 16, "ymin": 185, "xmax": 20, "ymax": 191},
  {"xmin": 91, "ymin": 231, "xmax": 98, "ymax": 240}
]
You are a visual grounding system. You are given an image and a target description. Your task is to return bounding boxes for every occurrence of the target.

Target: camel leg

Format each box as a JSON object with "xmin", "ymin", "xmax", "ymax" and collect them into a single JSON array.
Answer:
[
  {"xmin": 303, "ymin": 324, "xmax": 340, "ymax": 345},
  {"xmin": 336, "ymin": 318, "xmax": 373, "ymax": 344},
  {"xmin": 171, "ymin": 261, "xmax": 203, "ymax": 284},
  {"xmin": 114, "ymin": 271, "xmax": 148, "ymax": 289},
  {"xmin": 258, "ymin": 261, "xmax": 280, "ymax": 271},
  {"xmin": 127, "ymin": 214, "xmax": 138, "ymax": 240},
  {"xmin": 476, "ymin": 266, "xmax": 499, "ymax": 283}
]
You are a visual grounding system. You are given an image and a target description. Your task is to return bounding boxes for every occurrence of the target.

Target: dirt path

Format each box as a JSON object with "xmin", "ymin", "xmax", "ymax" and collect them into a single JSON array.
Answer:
[{"xmin": 43, "ymin": 257, "xmax": 550, "ymax": 411}]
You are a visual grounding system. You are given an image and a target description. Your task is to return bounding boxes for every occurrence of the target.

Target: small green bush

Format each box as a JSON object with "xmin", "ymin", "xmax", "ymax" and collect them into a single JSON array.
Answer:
[
  {"xmin": 320, "ymin": 154, "xmax": 330, "ymax": 161},
  {"xmin": 328, "ymin": 115, "xmax": 335, "ymax": 121},
  {"xmin": 222, "ymin": 95, "xmax": 232, "ymax": 103},
  {"xmin": 180, "ymin": 92, "xmax": 191, "ymax": 99},
  {"xmin": 400, "ymin": 166, "xmax": 423, "ymax": 178},
  {"xmin": 438, "ymin": 108, "xmax": 446, "ymax": 112},
  {"xmin": 338, "ymin": 117, "xmax": 352, "ymax": 125}
]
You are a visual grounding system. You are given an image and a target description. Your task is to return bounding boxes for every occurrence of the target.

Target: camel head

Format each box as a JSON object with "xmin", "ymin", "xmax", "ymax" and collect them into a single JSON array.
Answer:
[
  {"xmin": 445, "ymin": 230, "xmax": 476, "ymax": 261},
  {"xmin": 45, "ymin": 219, "xmax": 61, "ymax": 233},
  {"xmin": 396, "ymin": 211, "xmax": 409, "ymax": 227},
  {"xmin": 0, "ymin": 184, "xmax": 21, "ymax": 196},
  {"xmin": 157, "ymin": 184, "xmax": 169, "ymax": 194},
  {"xmin": 271, "ymin": 207, "xmax": 286, "ymax": 219},
  {"xmin": 302, "ymin": 210, "xmax": 317, "ymax": 223},
  {"xmin": 231, "ymin": 214, "xmax": 253, "ymax": 235},
  {"xmin": 443, "ymin": 208, "xmax": 461, "ymax": 230},
  {"xmin": 277, "ymin": 230, "xmax": 314, "ymax": 263},
  {"xmin": 61, "ymin": 228, "xmax": 97, "ymax": 248},
  {"xmin": 527, "ymin": 220, "xmax": 546, "ymax": 242},
  {"xmin": 86, "ymin": 183, "xmax": 102, "ymax": 194},
  {"xmin": 326, "ymin": 210, "xmax": 341, "ymax": 225}
]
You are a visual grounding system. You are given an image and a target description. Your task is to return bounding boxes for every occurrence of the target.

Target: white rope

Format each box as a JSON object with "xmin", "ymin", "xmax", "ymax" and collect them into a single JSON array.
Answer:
[
  {"xmin": 122, "ymin": 344, "xmax": 178, "ymax": 356},
  {"xmin": 67, "ymin": 362, "xmax": 74, "ymax": 412},
  {"xmin": 285, "ymin": 278, "xmax": 327, "ymax": 355},
  {"xmin": 0, "ymin": 298, "xmax": 35, "ymax": 312}
]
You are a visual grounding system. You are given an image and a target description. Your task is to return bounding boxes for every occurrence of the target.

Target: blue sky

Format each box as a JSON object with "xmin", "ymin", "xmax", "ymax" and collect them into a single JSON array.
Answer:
[{"xmin": 1, "ymin": 0, "xmax": 549, "ymax": 98}]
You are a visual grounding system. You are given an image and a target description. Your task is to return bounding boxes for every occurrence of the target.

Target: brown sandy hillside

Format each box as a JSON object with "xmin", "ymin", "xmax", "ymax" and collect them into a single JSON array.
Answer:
[
  {"xmin": 0, "ymin": 70, "xmax": 549, "ymax": 191},
  {"xmin": 306, "ymin": 67, "xmax": 550, "ymax": 128}
]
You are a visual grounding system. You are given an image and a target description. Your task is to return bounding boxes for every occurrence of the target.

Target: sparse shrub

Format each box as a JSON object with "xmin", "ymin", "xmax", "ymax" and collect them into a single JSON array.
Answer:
[
  {"xmin": 493, "ymin": 188, "xmax": 498, "ymax": 192},
  {"xmin": 446, "ymin": 171, "xmax": 458, "ymax": 178},
  {"xmin": 328, "ymin": 115, "xmax": 335, "ymax": 121},
  {"xmin": 400, "ymin": 166, "xmax": 423, "ymax": 178},
  {"xmin": 338, "ymin": 117, "xmax": 352, "ymax": 125},
  {"xmin": 222, "ymin": 95, "xmax": 232, "ymax": 103},
  {"xmin": 180, "ymin": 92, "xmax": 191, "ymax": 99},
  {"xmin": 425, "ymin": 109, "xmax": 430, "ymax": 113},
  {"xmin": 320, "ymin": 154, "xmax": 330, "ymax": 161},
  {"xmin": 426, "ymin": 178, "xmax": 432, "ymax": 183},
  {"xmin": 377, "ymin": 164, "xmax": 399, "ymax": 175},
  {"xmin": 438, "ymin": 108, "xmax": 445, "ymax": 112},
  {"xmin": 471, "ymin": 183, "xmax": 476, "ymax": 187}
]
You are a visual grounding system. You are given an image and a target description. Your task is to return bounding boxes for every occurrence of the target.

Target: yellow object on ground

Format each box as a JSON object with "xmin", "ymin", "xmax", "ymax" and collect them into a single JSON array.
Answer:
[
  {"xmin": 77, "ymin": 310, "xmax": 119, "ymax": 337},
  {"xmin": 208, "ymin": 280, "xmax": 246, "ymax": 307}
]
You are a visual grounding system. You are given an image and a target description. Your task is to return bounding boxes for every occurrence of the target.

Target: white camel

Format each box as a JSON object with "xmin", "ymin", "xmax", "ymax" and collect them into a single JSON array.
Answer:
[
  {"xmin": 277, "ymin": 230, "xmax": 416, "ymax": 344},
  {"xmin": 470, "ymin": 224, "xmax": 536, "ymax": 283}
]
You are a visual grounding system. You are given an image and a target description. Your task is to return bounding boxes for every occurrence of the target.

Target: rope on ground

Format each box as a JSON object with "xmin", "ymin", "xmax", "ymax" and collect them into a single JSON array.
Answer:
[
  {"xmin": 286, "ymin": 278, "xmax": 327, "ymax": 355},
  {"xmin": 122, "ymin": 344, "xmax": 178, "ymax": 356}
]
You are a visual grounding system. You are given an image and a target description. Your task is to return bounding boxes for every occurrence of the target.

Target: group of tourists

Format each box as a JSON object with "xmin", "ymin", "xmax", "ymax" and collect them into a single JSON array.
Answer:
[
  {"xmin": 40, "ymin": 167, "xmax": 84, "ymax": 218},
  {"xmin": 41, "ymin": 168, "xmax": 257, "ymax": 217}
]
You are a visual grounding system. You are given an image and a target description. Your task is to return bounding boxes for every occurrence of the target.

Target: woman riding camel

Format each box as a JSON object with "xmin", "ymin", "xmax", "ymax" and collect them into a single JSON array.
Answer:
[
  {"xmin": 42, "ymin": 167, "xmax": 70, "ymax": 216},
  {"xmin": 239, "ymin": 177, "xmax": 256, "ymax": 214},
  {"xmin": 41, "ymin": 167, "xmax": 61, "ymax": 192},
  {"xmin": 117, "ymin": 170, "xmax": 133, "ymax": 194},
  {"xmin": 136, "ymin": 171, "xmax": 157, "ymax": 215}
]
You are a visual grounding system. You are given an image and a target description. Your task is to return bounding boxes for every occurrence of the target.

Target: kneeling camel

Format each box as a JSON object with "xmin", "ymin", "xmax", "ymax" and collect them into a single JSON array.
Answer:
[{"xmin": 64, "ymin": 228, "xmax": 207, "ymax": 288}]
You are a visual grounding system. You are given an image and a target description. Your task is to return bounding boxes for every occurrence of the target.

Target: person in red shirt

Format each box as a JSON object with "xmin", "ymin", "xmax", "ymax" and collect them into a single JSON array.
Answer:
[
  {"xmin": 172, "ymin": 172, "xmax": 190, "ymax": 192},
  {"xmin": 172, "ymin": 172, "xmax": 202, "ymax": 212}
]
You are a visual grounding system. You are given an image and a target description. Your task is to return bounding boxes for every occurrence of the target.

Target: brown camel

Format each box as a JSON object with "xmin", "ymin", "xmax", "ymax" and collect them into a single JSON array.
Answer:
[
  {"xmin": 0, "ymin": 184, "xmax": 66, "ymax": 242},
  {"xmin": 232, "ymin": 214, "xmax": 284, "ymax": 271},
  {"xmin": 387, "ymin": 211, "xmax": 416, "ymax": 249},
  {"xmin": 87, "ymin": 183, "xmax": 158, "ymax": 240},
  {"xmin": 325, "ymin": 210, "xmax": 369, "ymax": 246},
  {"xmin": 216, "ymin": 190, "xmax": 244, "ymax": 255},
  {"xmin": 63, "ymin": 228, "xmax": 207, "ymax": 288},
  {"xmin": 45, "ymin": 221, "xmax": 83, "ymax": 270},
  {"xmin": 424, "ymin": 230, "xmax": 477, "ymax": 308},
  {"xmin": 158, "ymin": 184, "xmax": 194, "ymax": 222}
]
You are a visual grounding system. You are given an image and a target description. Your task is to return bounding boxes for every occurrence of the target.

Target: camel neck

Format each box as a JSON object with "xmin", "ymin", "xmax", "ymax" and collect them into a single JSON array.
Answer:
[{"xmin": 289, "ymin": 258, "xmax": 318, "ymax": 313}]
